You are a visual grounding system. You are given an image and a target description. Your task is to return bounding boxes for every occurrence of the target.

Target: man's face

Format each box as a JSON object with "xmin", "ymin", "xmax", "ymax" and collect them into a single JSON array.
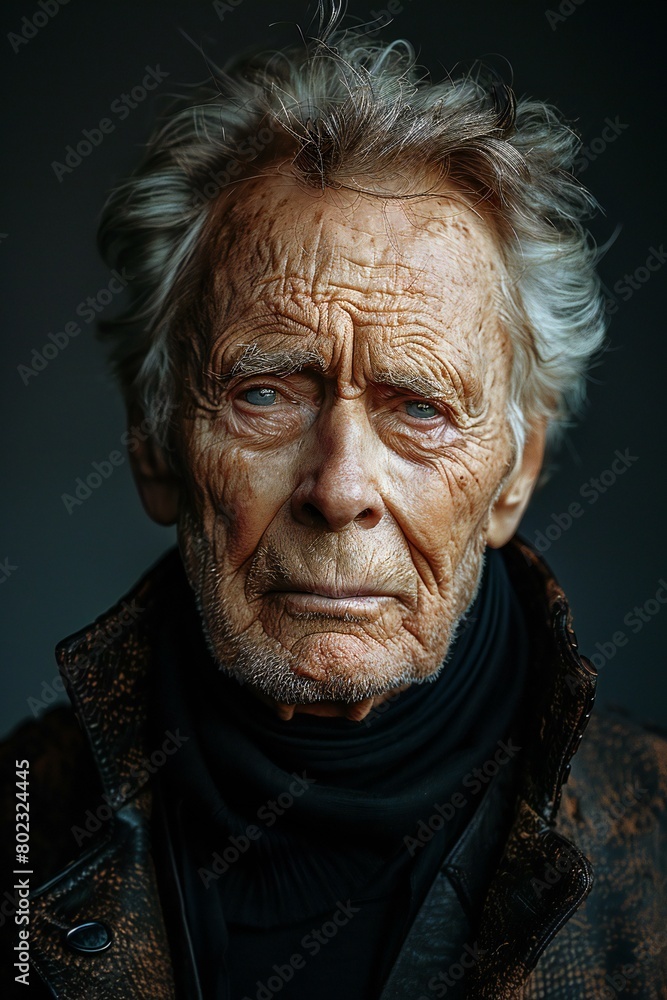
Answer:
[{"xmin": 172, "ymin": 174, "xmax": 515, "ymax": 715}]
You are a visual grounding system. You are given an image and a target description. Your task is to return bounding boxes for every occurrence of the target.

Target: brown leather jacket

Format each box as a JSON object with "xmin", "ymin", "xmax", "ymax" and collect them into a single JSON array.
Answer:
[{"xmin": 1, "ymin": 537, "xmax": 666, "ymax": 998}]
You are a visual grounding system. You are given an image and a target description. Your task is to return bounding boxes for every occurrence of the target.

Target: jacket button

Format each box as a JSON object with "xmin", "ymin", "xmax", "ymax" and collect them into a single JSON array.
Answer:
[{"xmin": 65, "ymin": 921, "xmax": 112, "ymax": 953}]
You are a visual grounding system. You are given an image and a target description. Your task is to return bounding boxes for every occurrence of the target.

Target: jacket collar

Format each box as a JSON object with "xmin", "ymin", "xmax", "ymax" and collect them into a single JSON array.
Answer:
[
  {"xmin": 469, "ymin": 538, "xmax": 597, "ymax": 995},
  {"xmin": 48, "ymin": 535, "xmax": 597, "ymax": 998}
]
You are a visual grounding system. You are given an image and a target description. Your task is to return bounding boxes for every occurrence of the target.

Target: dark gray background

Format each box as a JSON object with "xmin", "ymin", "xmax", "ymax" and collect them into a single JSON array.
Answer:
[{"xmin": 1, "ymin": 0, "xmax": 665, "ymax": 738}]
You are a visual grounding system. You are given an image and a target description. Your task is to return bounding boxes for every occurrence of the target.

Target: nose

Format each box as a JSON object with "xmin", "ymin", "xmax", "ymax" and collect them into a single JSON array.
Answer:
[{"xmin": 291, "ymin": 400, "xmax": 385, "ymax": 532}]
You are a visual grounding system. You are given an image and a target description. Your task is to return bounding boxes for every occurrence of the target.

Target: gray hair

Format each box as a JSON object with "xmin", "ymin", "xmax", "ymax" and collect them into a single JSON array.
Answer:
[{"xmin": 97, "ymin": 3, "xmax": 608, "ymax": 470}]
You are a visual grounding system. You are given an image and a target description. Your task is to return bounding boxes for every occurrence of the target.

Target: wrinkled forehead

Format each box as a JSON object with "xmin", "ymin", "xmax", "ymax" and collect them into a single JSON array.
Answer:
[
  {"xmin": 188, "ymin": 170, "xmax": 509, "ymax": 389},
  {"xmin": 204, "ymin": 171, "xmax": 501, "ymax": 305}
]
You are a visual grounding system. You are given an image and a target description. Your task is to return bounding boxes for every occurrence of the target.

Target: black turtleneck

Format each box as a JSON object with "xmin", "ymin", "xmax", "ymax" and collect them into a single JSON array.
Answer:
[{"xmin": 150, "ymin": 545, "xmax": 530, "ymax": 999}]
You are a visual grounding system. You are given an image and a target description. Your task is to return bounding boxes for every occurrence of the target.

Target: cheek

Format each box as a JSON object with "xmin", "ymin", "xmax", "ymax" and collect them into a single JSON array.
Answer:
[
  {"xmin": 180, "ymin": 426, "xmax": 300, "ymax": 566},
  {"xmin": 384, "ymin": 438, "xmax": 507, "ymax": 578}
]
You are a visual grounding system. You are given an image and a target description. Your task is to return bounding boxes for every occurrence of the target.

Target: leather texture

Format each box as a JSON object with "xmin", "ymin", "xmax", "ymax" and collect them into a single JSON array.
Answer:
[{"xmin": 1, "ymin": 536, "xmax": 666, "ymax": 998}]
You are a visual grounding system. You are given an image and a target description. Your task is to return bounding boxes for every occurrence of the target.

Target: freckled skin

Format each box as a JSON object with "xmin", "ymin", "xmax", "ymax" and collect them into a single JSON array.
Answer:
[{"xmin": 170, "ymin": 172, "xmax": 517, "ymax": 721}]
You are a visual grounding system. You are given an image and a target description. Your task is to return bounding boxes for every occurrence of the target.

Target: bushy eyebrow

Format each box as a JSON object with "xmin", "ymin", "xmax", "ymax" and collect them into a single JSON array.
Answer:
[
  {"xmin": 214, "ymin": 343, "xmax": 483, "ymax": 416},
  {"xmin": 219, "ymin": 344, "xmax": 327, "ymax": 379},
  {"xmin": 374, "ymin": 370, "xmax": 455, "ymax": 402},
  {"xmin": 374, "ymin": 368, "xmax": 483, "ymax": 417}
]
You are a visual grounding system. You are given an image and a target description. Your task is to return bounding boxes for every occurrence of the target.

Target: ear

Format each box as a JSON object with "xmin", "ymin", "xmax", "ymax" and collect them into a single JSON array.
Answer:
[
  {"xmin": 126, "ymin": 406, "xmax": 181, "ymax": 526},
  {"xmin": 487, "ymin": 421, "xmax": 548, "ymax": 549}
]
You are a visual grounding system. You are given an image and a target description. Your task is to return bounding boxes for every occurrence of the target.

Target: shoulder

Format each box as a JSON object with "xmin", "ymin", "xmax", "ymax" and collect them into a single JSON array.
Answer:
[
  {"xmin": 553, "ymin": 709, "xmax": 667, "ymax": 980},
  {"xmin": 2, "ymin": 703, "xmax": 84, "ymax": 759},
  {"xmin": 558, "ymin": 706, "xmax": 667, "ymax": 857},
  {"xmin": 524, "ymin": 710, "xmax": 667, "ymax": 996},
  {"xmin": 0, "ymin": 704, "xmax": 93, "ymax": 794},
  {"xmin": 0, "ymin": 706, "xmax": 102, "ymax": 882},
  {"xmin": 565, "ymin": 707, "xmax": 667, "ymax": 825},
  {"xmin": 575, "ymin": 705, "xmax": 667, "ymax": 764}
]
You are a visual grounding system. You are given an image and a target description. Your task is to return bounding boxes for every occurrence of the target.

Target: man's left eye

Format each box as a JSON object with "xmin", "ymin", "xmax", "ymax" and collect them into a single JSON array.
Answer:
[
  {"xmin": 244, "ymin": 387, "xmax": 277, "ymax": 406},
  {"xmin": 405, "ymin": 401, "xmax": 438, "ymax": 419}
]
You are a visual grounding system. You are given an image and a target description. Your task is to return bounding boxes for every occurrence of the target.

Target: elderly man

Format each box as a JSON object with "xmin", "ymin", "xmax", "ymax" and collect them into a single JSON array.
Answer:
[{"xmin": 2, "ymin": 7, "xmax": 666, "ymax": 999}]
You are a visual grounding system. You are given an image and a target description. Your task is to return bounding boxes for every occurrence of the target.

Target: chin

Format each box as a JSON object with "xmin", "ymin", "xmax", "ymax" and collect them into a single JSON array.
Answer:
[{"xmin": 200, "ymin": 613, "xmax": 453, "ymax": 705}]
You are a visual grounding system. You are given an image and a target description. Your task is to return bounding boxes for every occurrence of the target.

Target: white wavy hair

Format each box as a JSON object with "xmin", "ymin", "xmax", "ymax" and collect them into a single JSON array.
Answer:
[{"xmin": 97, "ymin": 2, "xmax": 608, "ymax": 470}]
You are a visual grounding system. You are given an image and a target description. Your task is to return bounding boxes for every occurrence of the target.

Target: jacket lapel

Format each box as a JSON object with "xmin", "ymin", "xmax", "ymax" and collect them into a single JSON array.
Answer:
[
  {"xmin": 465, "ymin": 804, "xmax": 594, "ymax": 997},
  {"xmin": 28, "ymin": 553, "xmax": 181, "ymax": 998},
  {"xmin": 464, "ymin": 542, "xmax": 598, "ymax": 996},
  {"xmin": 28, "ymin": 790, "xmax": 177, "ymax": 999}
]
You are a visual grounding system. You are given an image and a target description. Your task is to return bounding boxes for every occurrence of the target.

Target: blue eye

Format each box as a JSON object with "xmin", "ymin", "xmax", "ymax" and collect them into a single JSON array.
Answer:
[
  {"xmin": 244, "ymin": 387, "xmax": 277, "ymax": 406},
  {"xmin": 406, "ymin": 401, "xmax": 438, "ymax": 419}
]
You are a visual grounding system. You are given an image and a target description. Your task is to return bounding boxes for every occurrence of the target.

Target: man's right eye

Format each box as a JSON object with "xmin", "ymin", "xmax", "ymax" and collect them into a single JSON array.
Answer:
[{"xmin": 243, "ymin": 387, "xmax": 277, "ymax": 406}]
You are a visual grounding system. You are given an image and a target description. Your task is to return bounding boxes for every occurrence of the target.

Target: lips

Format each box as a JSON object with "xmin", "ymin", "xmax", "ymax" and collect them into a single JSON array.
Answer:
[
  {"xmin": 265, "ymin": 581, "xmax": 399, "ymax": 620},
  {"xmin": 268, "ymin": 582, "xmax": 396, "ymax": 599},
  {"xmin": 277, "ymin": 590, "xmax": 395, "ymax": 620}
]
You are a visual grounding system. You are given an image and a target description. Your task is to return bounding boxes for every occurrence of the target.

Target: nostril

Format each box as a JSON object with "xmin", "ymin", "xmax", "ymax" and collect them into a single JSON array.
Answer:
[
  {"xmin": 303, "ymin": 502, "xmax": 326, "ymax": 525},
  {"xmin": 296, "ymin": 500, "xmax": 379, "ymax": 530}
]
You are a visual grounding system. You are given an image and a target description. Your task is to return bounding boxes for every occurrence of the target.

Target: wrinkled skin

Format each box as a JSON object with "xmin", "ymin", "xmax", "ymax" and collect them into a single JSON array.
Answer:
[{"xmin": 133, "ymin": 170, "xmax": 543, "ymax": 721}]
